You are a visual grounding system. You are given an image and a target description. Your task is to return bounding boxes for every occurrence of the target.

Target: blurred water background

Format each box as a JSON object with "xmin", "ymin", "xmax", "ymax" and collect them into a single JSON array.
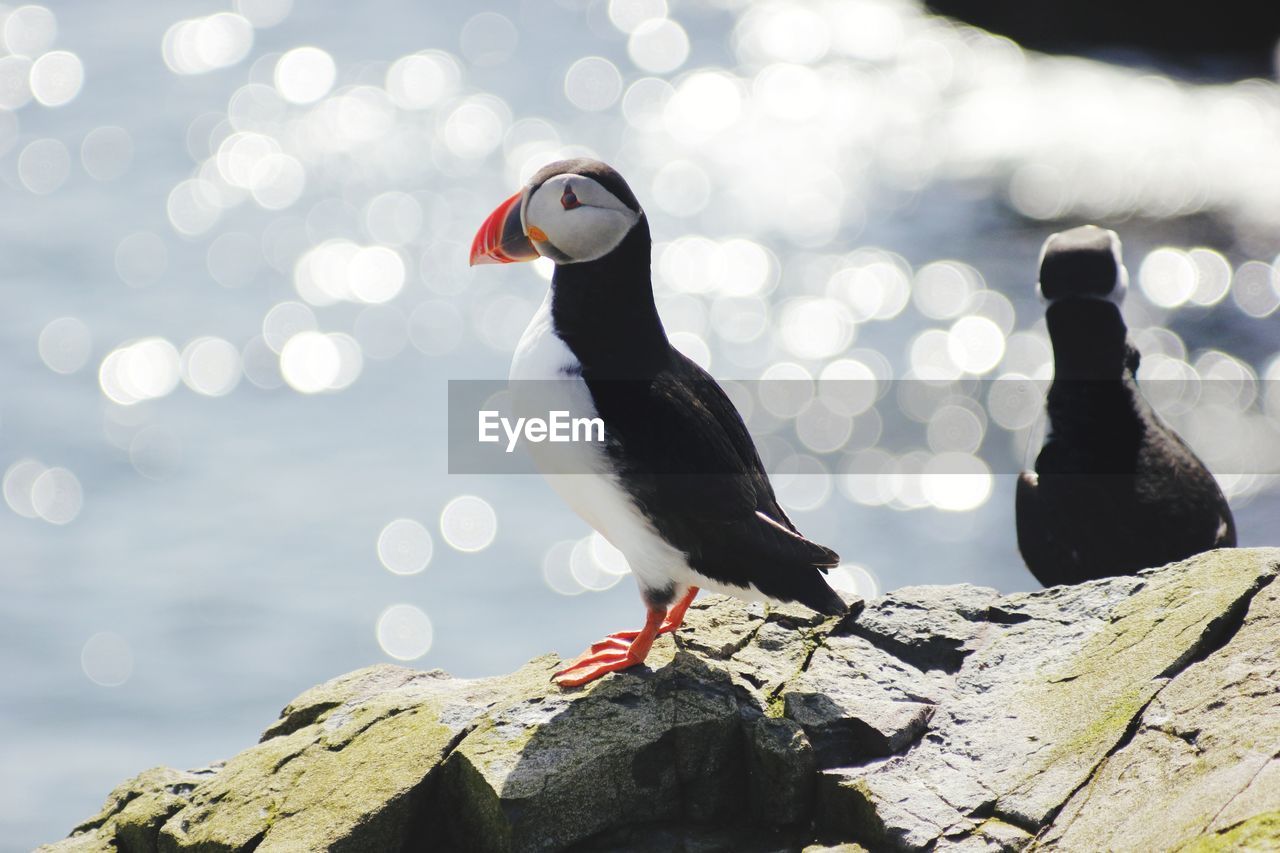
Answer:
[{"xmin": 2, "ymin": 0, "xmax": 1280, "ymax": 848}]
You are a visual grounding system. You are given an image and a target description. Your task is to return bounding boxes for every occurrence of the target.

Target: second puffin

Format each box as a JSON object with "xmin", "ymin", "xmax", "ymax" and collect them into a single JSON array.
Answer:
[{"xmin": 471, "ymin": 159, "xmax": 845, "ymax": 687}]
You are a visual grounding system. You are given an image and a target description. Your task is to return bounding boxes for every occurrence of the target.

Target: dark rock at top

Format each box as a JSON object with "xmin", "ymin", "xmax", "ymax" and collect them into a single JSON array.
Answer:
[{"xmin": 926, "ymin": 0, "xmax": 1280, "ymax": 75}]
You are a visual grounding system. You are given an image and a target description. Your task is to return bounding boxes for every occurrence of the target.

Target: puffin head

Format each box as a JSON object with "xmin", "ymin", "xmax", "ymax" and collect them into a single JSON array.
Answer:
[
  {"xmin": 470, "ymin": 158, "xmax": 645, "ymax": 267},
  {"xmin": 1037, "ymin": 225, "xmax": 1128, "ymax": 305}
]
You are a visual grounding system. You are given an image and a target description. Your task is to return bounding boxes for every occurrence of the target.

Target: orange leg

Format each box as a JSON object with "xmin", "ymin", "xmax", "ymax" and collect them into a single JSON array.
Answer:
[
  {"xmin": 552, "ymin": 588, "xmax": 700, "ymax": 688},
  {"xmin": 604, "ymin": 586, "xmax": 700, "ymax": 642}
]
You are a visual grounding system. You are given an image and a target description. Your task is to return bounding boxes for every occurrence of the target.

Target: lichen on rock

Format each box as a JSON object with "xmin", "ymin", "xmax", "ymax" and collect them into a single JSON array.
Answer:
[{"xmin": 38, "ymin": 548, "xmax": 1280, "ymax": 852}]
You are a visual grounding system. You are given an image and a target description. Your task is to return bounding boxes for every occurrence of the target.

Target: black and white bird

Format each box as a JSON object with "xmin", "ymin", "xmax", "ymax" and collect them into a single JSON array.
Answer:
[
  {"xmin": 471, "ymin": 158, "xmax": 845, "ymax": 686},
  {"xmin": 1016, "ymin": 225, "xmax": 1236, "ymax": 587}
]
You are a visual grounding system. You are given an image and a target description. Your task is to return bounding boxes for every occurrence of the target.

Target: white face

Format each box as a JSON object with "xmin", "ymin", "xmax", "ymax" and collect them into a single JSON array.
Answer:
[{"xmin": 522, "ymin": 173, "xmax": 640, "ymax": 264}]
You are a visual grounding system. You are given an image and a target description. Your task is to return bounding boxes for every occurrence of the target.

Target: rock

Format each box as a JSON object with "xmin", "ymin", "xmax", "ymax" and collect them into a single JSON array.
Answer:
[
  {"xmin": 40, "ymin": 548, "xmax": 1280, "ymax": 853},
  {"xmin": 1037, "ymin": 571, "xmax": 1280, "ymax": 850},
  {"xmin": 924, "ymin": 0, "xmax": 1280, "ymax": 70},
  {"xmin": 745, "ymin": 714, "xmax": 815, "ymax": 826},
  {"xmin": 844, "ymin": 583, "xmax": 1001, "ymax": 673}
]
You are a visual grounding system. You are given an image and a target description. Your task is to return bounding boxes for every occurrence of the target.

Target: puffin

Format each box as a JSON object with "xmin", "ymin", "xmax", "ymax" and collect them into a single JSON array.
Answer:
[
  {"xmin": 470, "ymin": 158, "xmax": 845, "ymax": 687},
  {"xmin": 1015, "ymin": 224, "xmax": 1236, "ymax": 587}
]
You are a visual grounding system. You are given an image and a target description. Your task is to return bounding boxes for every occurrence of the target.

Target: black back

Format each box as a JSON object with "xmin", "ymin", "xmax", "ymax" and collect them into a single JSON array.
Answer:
[{"xmin": 1016, "ymin": 294, "xmax": 1236, "ymax": 587}]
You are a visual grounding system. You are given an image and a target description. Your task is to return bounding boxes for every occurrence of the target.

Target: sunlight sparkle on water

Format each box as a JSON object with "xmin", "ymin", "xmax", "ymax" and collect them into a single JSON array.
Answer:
[
  {"xmin": 608, "ymin": 0, "xmax": 667, "ymax": 34},
  {"xmin": 180, "ymin": 337, "xmax": 242, "ymax": 397},
  {"xmin": 1231, "ymin": 262, "xmax": 1280, "ymax": 319},
  {"xmin": 440, "ymin": 495, "xmax": 497, "ymax": 553},
  {"xmin": 459, "ymin": 12, "xmax": 517, "ymax": 67},
  {"xmin": 80, "ymin": 632, "xmax": 133, "ymax": 687},
  {"xmin": 1139, "ymin": 248, "xmax": 1198, "ymax": 309},
  {"xmin": 81, "ymin": 126, "xmax": 133, "ymax": 180},
  {"xmin": 651, "ymin": 159, "xmax": 710, "ymax": 217},
  {"xmin": 38, "ymin": 317, "xmax": 91, "ymax": 375},
  {"xmin": 99, "ymin": 338, "xmax": 181, "ymax": 405},
  {"xmin": 376, "ymin": 604, "xmax": 433, "ymax": 661},
  {"xmin": 947, "ymin": 316, "xmax": 1006, "ymax": 376},
  {"xmin": 30, "ymin": 466, "xmax": 83, "ymax": 524},
  {"xmin": 385, "ymin": 51, "xmax": 460, "ymax": 110},
  {"xmin": 273, "ymin": 46, "xmax": 334, "ymax": 104},
  {"xmin": 826, "ymin": 563, "xmax": 881, "ymax": 599},
  {"xmin": 29, "ymin": 50, "xmax": 82, "ymax": 106},
  {"xmin": 3, "ymin": 459, "xmax": 46, "ymax": 519},
  {"xmin": 628, "ymin": 18, "xmax": 689, "ymax": 74},
  {"xmin": 3, "ymin": 5, "xmax": 56, "ymax": 56},
  {"xmin": 377, "ymin": 519, "xmax": 434, "ymax": 576},
  {"xmin": 162, "ymin": 13, "xmax": 253, "ymax": 75},
  {"xmin": 569, "ymin": 535, "xmax": 628, "ymax": 591},
  {"xmin": 114, "ymin": 232, "xmax": 168, "ymax": 287},
  {"xmin": 0, "ymin": 55, "xmax": 33, "ymax": 109},
  {"xmin": 564, "ymin": 57, "xmax": 623, "ymax": 112},
  {"xmin": 18, "ymin": 137, "xmax": 68, "ymax": 194},
  {"xmin": 233, "ymin": 0, "xmax": 293, "ymax": 29}
]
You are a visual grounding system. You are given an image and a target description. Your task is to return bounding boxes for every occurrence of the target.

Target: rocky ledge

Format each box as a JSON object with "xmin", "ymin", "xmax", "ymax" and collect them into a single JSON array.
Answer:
[{"xmin": 42, "ymin": 548, "xmax": 1280, "ymax": 852}]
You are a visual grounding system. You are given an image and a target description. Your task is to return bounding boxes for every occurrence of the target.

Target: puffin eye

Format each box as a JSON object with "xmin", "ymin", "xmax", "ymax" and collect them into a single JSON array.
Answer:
[{"xmin": 561, "ymin": 186, "xmax": 581, "ymax": 210}]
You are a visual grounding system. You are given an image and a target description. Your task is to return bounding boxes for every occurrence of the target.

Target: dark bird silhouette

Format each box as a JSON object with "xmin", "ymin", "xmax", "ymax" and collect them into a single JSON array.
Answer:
[{"xmin": 1016, "ymin": 225, "xmax": 1236, "ymax": 587}]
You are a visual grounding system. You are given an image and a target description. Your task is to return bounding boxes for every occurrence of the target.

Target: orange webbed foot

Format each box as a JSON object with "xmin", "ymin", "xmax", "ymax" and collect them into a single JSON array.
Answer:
[
  {"xmin": 551, "ymin": 589, "xmax": 701, "ymax": 688},
  {"xmin": 552, "ymin": 648, "xmax": 643, "ymax": 687}
]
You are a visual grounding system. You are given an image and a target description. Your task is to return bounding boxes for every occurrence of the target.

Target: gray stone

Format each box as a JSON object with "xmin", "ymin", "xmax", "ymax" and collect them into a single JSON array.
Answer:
[
  {"xmin": 1038, "ymin": 574, "xmax": 1280, "ymax": 850},
  {"xmin": 745, "ymin": 714, "xmax": 816, "ymax": 825},
  {"xmin": 845, "ymin": 584, "xmax": 1001, "ymax": 673},
  {"xmin": 39, "ymin": 549, "xmax": 1280, "ymax": 853}
]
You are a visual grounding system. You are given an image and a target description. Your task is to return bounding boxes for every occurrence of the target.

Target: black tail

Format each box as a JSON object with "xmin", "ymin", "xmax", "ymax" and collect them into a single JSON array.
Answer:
[{"xmin": 798, "ymin": 570, "xmax": 849, "ymax": 617}]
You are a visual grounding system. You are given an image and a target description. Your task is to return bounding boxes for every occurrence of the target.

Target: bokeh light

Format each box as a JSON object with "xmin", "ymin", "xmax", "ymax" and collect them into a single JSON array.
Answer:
[
  {"xmin": 4, "ymin": 5, "xmax": 57, "ymax": 57},
  {"xmin": 1139, "ymin": 248, "xmax": 1197, "ymax": 308},
  {"xmin": 608, "ymin": 0, "xmax": 667, "ymax": 34},
  {"xmin": 0, "ymin": 55, "xmax": 33, "ymax": 109},
  {"xmin": 38, "ymin": 317, "xmax": 92, "ymax": 375},
  {"xmin": 162, "ymin": 13, "xmax": 254, "ymax": 76},
  {"xmin": 921, "ymin": 452, "xmax": 993, "ymax": 512},
  {"xmin": 376, "ymin": 519, "xmax": 434, "ymax": 575},
  {"xmin": 385, "ymin": 51, "xmax": 459, "ymax": 110},
  {"xmin": 278, "ymin": 330, "xmax": 361, "ymax": 394},
  {"xmin": 180, "ymin": 337, "xmax": 242, "ymax": 397},
  {"xmin": 543, "ymin": 539, "xmax": 585, "ymax": 596},
  {"xmin": 80, "ymin": 126, "xmax": 133, "ymax": 180},
  {"xmin": 30, "ymin": 466, "xmax": 83, "ymax": 524},
  {"xmin": 4, "ymin": 459, "xmax": 47, "ymax": 519},
  {"xmin": 273, "ymin": 46, "xmax": 334, "ymax": 104},
  {"xmin": 628, "ymin": 19, "xmax": 689, "ymax": 74},
  {"xmin": 825, "ymin": 563, "xmax": 881, "ymax": 599},
  {"xmin": 80, "ymin": 632, "xmax": 133, "ymax": 687},
  {"xmin": 439, "ymin": 495, "xmax": 497, "ymax": 552},
  {"xmin": 569, "ymin": 533, "xmax": 629, "ymax": 591},
  {"xmin": 114, "ymin": 232, "xmax": 168, "ymax": 287},
  {"xmin": 18, "ymin": 138, "xmax": 69, "ymax": 194},
  {"xmin": 233, "ymin": 0, "xmax": 293, "ymax": 29},
  {"xmin": 459, "ymin": 12, "xmax": 517, "ymax": 66},
  {"xmin": 375, "ymin": 604, "xmax": 433, "ymax": 660},
  {"xmin": 99, "ymin": 338, "xmax": 181, "ymax": 405},
  {"xmin": 564, "ymin": 57, "xmax": 623, "ymax": 112},
  {"xmin": 29, "ymin": 50, "xmax": 83, "ymax": 106}
]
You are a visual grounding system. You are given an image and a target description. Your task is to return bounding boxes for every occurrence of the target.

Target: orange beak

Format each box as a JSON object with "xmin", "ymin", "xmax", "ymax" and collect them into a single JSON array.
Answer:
[{"xmin": 469, "ymin": 191, "xmax": 539, "ymax": 265}]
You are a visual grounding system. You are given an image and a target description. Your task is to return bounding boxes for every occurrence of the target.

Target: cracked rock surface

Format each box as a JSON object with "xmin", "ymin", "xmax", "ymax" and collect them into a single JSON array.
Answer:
[{"xmin": 39, "ymin": 548, "xmax": 1280, "ymax": 852}]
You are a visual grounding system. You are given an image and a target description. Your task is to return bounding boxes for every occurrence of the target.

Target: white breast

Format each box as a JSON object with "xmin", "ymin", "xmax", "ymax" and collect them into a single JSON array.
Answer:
[{"xmin": 509, "ymin": 291, "xmax": 691, "ymax": 596}]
